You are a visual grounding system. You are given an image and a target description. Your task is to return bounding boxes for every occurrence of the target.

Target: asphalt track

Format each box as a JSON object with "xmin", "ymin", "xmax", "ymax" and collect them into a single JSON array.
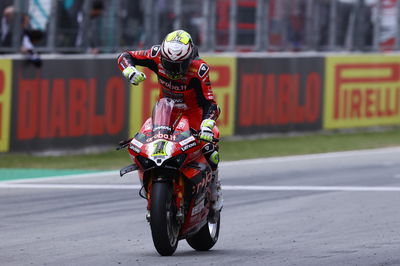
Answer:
[{"xmin": 1, "ymin": 147, "xmax": 400, "ymax": 266}]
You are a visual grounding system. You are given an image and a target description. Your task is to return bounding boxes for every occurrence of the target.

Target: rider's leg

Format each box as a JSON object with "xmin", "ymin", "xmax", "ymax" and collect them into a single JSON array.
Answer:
[
  {"xmin": 202, "ymin": 143, "xmax": 223, "ymax": 212},
  {"xmin": 186, "ymin": 110, "xmax": 223, "ymax": 212}
]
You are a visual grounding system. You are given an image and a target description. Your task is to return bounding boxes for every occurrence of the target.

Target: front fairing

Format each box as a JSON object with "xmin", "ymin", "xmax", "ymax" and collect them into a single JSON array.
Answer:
[{"xmin": 128, "ymin": 98, "xmax": 203, "ymax": 172}]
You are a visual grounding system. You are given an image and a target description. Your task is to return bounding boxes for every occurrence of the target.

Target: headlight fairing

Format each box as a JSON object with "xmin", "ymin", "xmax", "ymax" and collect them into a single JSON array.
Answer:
[{"xmin": 163, "ymin": 154, "xmax": 187, "ymax": 169}]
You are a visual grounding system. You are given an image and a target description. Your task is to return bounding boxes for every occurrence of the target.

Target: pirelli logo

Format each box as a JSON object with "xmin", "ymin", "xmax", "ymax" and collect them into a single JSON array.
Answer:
[{"xmin": 324, "ymin": 56, "xmax": 400, "ymax": 129}]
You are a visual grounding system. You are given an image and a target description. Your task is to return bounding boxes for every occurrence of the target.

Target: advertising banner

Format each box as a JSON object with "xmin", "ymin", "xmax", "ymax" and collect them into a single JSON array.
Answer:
[
  {"xmin": 235, "ymin": 57, "xmax": 324, "ymax": 134},
  {"xmin": 10, "ymin": 59, "xmax": 130, "ymax": 152},
  {"xmin": 0, "ymin": 59, "xmax": 12, "ymax": 152},
  {"xmin": 324, "ymin": 55, "xmax": 400, "ymax": 129},
  {"xmin": 129, "ymin": 57, "xmax": 237, "ymax": 137}
]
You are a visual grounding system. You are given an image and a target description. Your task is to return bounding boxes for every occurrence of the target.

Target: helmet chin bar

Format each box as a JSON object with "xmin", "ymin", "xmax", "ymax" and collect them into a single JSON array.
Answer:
[{"xmin": 161, "ymin": 57, "xmax": 192, "ymax": 79}]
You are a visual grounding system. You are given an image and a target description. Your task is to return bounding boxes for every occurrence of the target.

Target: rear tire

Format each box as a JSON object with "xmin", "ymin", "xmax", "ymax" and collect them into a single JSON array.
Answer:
[
  {"xmin": 186, "ymin": 211, "xmax": 220, "ymax": 251},
  {"xmin": 150, "ymin": 182, "xmax": 179, "ymax": 256}
]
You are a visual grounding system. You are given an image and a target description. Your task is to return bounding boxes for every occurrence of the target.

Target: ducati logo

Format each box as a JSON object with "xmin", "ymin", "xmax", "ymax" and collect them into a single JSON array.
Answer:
[
  {"xmin": 198, "ymin": 63, "xmax": 209, "ymax": 78},
  {"xmin": 151, "ymin": 45, "xmax": 160, "ymax": 57}
]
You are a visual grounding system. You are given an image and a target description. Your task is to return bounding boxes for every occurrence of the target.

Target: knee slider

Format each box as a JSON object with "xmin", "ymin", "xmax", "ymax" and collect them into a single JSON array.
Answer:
[
  {"xmin": 202, "ymin": 143, "xmax": 214, "ymax": 154},
  {"xmin": 209, "ymin": 150, "xmax": 219, "ymax": 167},
  {"xmin": 202, "ymin": 143, "xmax": 219, "ymax": 168}
]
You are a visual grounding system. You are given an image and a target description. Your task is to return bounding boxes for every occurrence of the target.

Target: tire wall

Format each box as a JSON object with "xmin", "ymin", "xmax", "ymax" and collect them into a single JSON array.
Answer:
[{"xmin": 0, "ymin": 53, "xmax": 399, "ymax": 153}]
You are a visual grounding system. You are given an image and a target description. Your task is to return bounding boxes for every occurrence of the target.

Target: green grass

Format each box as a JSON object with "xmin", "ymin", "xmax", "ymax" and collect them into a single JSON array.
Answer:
[
  {"xmin": 0, "ymin": 129, "xmax": 399, "ymax": 170},
  {"xmin": 219, "ymin": 129, "xmax": 400, "ymax": 161}
]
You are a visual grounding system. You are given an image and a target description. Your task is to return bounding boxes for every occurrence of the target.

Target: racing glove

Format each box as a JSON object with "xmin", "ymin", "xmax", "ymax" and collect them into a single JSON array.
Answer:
[
  {"xmin": 199, "ymin": 119, "xmax": 216, "ymax": 142},
  {"xmin": 122, "ymin": 66, "xmax": 146, "ymax": 85}
]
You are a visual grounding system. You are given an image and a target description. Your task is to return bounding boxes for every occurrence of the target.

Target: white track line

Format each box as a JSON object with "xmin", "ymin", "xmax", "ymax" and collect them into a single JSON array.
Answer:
[
  {"xmin": 0, "ymin": 183, "xmax": 141, "ymax": 189},
  {"xmin": 222, "ymin": 185, "xmax": 400, "ymax": 192},
  {"xmin": 1, "ymin": 183, "xmax": 400, "ymax": 192}
]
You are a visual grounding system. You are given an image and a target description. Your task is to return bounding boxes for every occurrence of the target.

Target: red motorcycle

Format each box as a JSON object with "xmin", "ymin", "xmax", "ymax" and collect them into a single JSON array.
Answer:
[{"xmin": 118, "ymin": 98, "xmax": 221, "ymax": 256}]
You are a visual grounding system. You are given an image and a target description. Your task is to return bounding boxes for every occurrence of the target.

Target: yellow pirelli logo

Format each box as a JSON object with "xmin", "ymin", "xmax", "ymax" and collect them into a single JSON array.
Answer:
[
  {"xmin": 0, "ymin": 59, "xmax": 12, "ymax": 152},
  {"xmin": 324, "ymin": 56, "xmax": 400, "ymax": 129}
]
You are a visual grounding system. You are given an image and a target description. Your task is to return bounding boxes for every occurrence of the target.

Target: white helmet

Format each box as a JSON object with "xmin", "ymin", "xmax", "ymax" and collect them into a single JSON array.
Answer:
[{"xmin": 160, "ymin": 30, "xmax": 194, "ymax": 79}]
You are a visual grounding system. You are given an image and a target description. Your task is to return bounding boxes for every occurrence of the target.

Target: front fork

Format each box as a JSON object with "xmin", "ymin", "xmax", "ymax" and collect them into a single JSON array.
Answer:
[
  {"xmin": 175, "ymin": 175, "xmax": 185, "ymax": 224},
  {"xmin": 146, "ymin": 175, "xmax": 185, "ymax": 225}
]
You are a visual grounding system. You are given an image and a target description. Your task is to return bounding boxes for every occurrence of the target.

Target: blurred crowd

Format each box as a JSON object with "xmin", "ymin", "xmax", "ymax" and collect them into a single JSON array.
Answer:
[
  {"xmin": 1, "ymin": 3, "xmax": 43, "ymax": 66},
  {"xmin": 0, "ymin": 0, "xmax": 398, "ymax": 56}
]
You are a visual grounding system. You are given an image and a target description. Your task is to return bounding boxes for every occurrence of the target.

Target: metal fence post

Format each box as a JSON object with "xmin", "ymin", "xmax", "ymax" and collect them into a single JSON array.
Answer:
[
  {"xmin": 353, "ymin": 0, "xmax": 365, "ymax": 51},
  {"xmin": 80, "ymin": 0, "xmax": 92, "ymax": 51},
  {"xmin": 173, "ymin": 0, "xmax": 182, "ymax": 30},
  {"xmin": 281, "ymin": 0, "xmax": 290, "ymax": 51},
  {"xmin": 344, "ymin": 0, "xmax": 360, "ymax": 51},
  {"xmin": 328, "ymin": 0, "xmax": 337, "ymax": 51},
  {"xmin": 202, "ymin": 0, "xmax": 211, "ymax": 51},
  {"xmin": 305, "ymin": 0, "xmax": 314, "ymax": 50},
  {"xmin": 153, "ymin": 0, "xmax": 160, "ymax": 44},
  {"xmin": 255, "ymin": 0, "xmax": 266, "ymax": 51},
  {"xmin": 372, "ymin": 0, "xmax": 381, "ymax": 51},
  {"xmin": 210, "ymin": 0, "xmax": 216, "ymax": 51},
  {"xmin": 114, "ymin": 0, "xmax": 122, "ymax": 52},
  {"xmin": 143, "ymin": 0, "xmax": 153, "ymax": 47},
  {"xmin": 396, "ymin": 0, "xmax": 400, "ymax": 50},
  {"xmin": 228, "ymin": 0, "xmax": 237, "ymax": 51},
  {"xmin": 11, "ymin": 0, "xmax": 23, "ymax": 53},
  {"xmin": 46, "ymin": 0, "xmax": 57, "ymax": 53},
  {"xmin": 265, "ymin": 0, "xmax": 269, "ymax": 51},
  {"xmin": 105, "ymin": 0, "xmax": 120, "ymax": 52}
]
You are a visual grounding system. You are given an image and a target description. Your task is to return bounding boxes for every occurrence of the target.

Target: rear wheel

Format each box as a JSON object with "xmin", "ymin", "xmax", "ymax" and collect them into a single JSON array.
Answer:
[
  {"xmin": 186, "ymin": 210, "xmax": 220, "ymax": 251},
  {"xmin": 150, "ymin": 182, "xmax": 180, "ymax": 256}
]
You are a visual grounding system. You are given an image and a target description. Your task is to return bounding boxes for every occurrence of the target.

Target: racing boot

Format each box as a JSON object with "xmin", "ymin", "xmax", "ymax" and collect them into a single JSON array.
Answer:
[{"xmin": 210, "ymin": 170, "xmax": 223, "ymax": 212}]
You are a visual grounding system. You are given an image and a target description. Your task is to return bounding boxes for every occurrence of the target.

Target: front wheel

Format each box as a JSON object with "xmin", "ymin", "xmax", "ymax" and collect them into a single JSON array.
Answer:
[
  {"xmin": 186, "ymin": 211, "xmax": 220, "ymax": 251},
  {"xmin": 150, "ymin": 182, "xmax": 180, "ymax": 256}
]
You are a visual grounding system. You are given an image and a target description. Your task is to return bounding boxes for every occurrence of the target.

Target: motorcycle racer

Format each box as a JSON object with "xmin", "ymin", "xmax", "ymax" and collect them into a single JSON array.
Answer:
[{"xmin": 117, "ymin": 30, "xmax": 223, "ymax": 212}]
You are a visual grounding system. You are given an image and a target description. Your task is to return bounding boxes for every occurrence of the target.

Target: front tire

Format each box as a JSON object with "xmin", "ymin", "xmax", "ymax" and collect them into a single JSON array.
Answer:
[
  {"xmin": 186, "ymin": 211, "xmax": 220, "ymax": 251},
  {"xmin": 150, "ymin": 182, "xmax": 180, "ymax": 256}
]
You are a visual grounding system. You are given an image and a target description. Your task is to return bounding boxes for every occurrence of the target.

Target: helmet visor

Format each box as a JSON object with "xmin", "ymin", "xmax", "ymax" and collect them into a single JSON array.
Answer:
[{"xmin": 161, "ymin": 57, "xmax": 191, "ymax": 76}]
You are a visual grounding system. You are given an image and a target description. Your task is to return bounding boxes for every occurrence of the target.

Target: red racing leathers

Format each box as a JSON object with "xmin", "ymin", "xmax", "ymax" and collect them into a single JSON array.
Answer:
[{"xmin": 117, "ymin": 45, "xmax": 220, "ymax": 131}]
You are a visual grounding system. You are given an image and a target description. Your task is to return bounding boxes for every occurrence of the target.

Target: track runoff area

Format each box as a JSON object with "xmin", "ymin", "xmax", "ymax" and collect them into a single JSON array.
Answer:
[{"xmin": 2, "ymin": 147, "xmax": 400, "ymax": 265}]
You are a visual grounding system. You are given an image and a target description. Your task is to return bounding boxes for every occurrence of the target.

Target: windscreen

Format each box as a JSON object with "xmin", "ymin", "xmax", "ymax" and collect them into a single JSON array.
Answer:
[{"xmin": 151, "ymin": 98, "xmax": 181, "ymax": 134}]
